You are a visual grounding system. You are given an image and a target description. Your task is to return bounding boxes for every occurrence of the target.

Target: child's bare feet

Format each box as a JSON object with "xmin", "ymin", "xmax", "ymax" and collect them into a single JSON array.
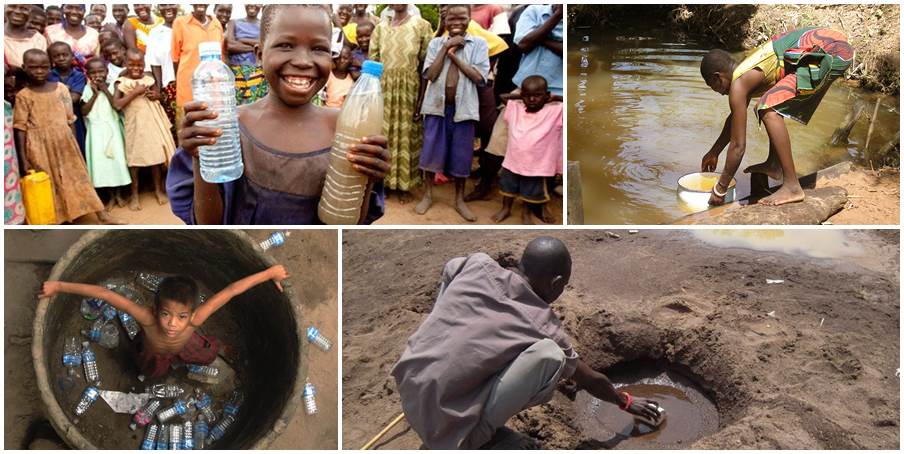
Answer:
[
  {"xmin": 491, "ymin": 205, "xmax": 511, "ymax": 223},
  {"xmin": 464, "ymin": 184, "xmax": 492, "ymax": 202},
  {"xmin": 759, "ymin": 184, "xmax": 805, "ymax": 206},
  {"xmin": 128, "ymin": 196, "xmax": 141, "ymax": 211},
  {"xmin": 104, "ymin": 197, "xmax": 115, "ymax": 211},
  {"xmin": 398, "ymin": 191, "xmax": 414, "ymax": 204},
  {"xmin": 744, "ymin": 158, "xmax": 783, "ymax": 180},
  {"xmin": 415, "ymin": 192, "xmax": 432, "ymax": 215},
  {"xmin": 155, "ymin": 190, "xmax": 168, "ymax": 205},
  {"xmin": 520, "ymin": 206, "xmax": 534, "ymax": 225},
  {"xmin": 96, "ymin": 210, "xmax": 124, "ymax": 225},
  {"xmin": 455, "ymin": 198, "xmax": 476, "ymax": 222},
  {"xmin": 540, "ymin": 204, "xmax": 557, "ymax": 224},
  {"xmin": 115, "ymin": 191, "xmax": 128, "ymax": 208}
]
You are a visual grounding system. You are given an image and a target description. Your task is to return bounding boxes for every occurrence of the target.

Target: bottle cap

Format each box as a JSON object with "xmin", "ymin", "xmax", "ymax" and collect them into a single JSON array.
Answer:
[
  {"xmin": 198, "ymin": 41, "xmax": 222, "ymax": 59},
  {"xmin": 361, "ymin": 60, "xmax": 383, "ymax": 79}
]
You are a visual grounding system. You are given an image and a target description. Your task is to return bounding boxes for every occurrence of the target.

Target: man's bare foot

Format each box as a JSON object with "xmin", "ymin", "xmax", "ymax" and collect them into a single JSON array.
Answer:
[
  {"xmin": 744, "ymin": 159, "xmax": 783, "ymax": 180},
  {"xmin": 155, "ymin": 190, "xmax": 168, "ymax": 205},
  {"xmin": 128, "ymin": 196, "xmax": 141, "ymax": 211},
  {"xmin": 398, "ymin": 192, "xmax": 414, "ymax": 204},
  {"xmin": 96, "ymin": 210, "xmax": 124, "ymax": 225},
  {"xmin": 464, "ymin": 184, "xmax": 491, "ymax": 202},
  {"xmin": 415, "ymin": 193, "xmax": 432, "ymax": 215},
  {"xmin": 521, "ymin": 207, "xmax": 534, "ymax": 225},
  {"xmin": 455, "ymin": 198, "xmax": 477, "ymax": 222},
  {"xmin": 491, "ymin": 206, "xmax": 510, "ymax": 223},
  {"xmin": 758, "ymin": 185, "xmax": 805, "ymax": 206}
]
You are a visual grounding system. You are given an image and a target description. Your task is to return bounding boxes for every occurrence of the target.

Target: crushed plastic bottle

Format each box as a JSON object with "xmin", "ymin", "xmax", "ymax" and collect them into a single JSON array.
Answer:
[
  {"xmin": 136, "ymin": 272, "xmax": 165, "ymax": 293},
  {"xmin": 101, "ymin": 303, "xmax": 118, "ymax": 321},
  {"xmin": 194, "ymin": 391, "xmax": 217, "ymax": 423},
  {"xmin": 141, "ymin": 423, "xmax": 159, "ymax": 450},
  {"xmin": 80, "ymin": 297, "xmax": 104, "ymax": 320},
  {"xmin": 259, "ymin": 231, "xmax": 291, "ymax": 251},
  {"xmin": 119, "ymin": 311, "xmax": 141, "ymax": 340},
  {"xmin": 83, "ymin": 320, "xmax": 119, "ymax": 349},
  {"xmin": 81, "ymin": 342, "xmax": 100, "ymax": 385},
  {"xmin": 223, "ymin": 391, "xmax": 243, "ymax": 417},
  {"xmin": 206, "ymin": 414, "xmax": 234, "ymax": 444},
  {"xmin": 131, "ymin": 398, "xmax": 162, "ymax": 430},
  {"xmin": 157, "ymin": 398, "xmax": 192, "ymax": 423},
  {"xmin": 187, "ymin": 364, "xmax": 219, "ymax": 384},
  {"xmin": 194, "ymin": 415, "xmax": 209, "ymax": 450},
  {"xmin": 303, "ymin": 381, "xmax": 317, "ymax": 415},
  {"xmin": 155, "ymin": 424, "xmax": 169, "ymax": 450},
  {"xmin": 146, "ymin": 383, "xmax": 184, "ymax": 398},
  {"xmin": 306, "ymin": 326, "xmax": 332, "ymax": 351},
  {"xmin": 74, "ymin": 386, "xmax": 99, "ymax": 416},
  {"xmin": 63, "ymin": 336, "xmax": 82, "ymax": 376},
  {"xmin": 169, "ymin": 423, "xmax": 183, "ymax": 450},
  {"xmin": 182, "ymin": 420, "xmax": 194, "ymax": 450}
]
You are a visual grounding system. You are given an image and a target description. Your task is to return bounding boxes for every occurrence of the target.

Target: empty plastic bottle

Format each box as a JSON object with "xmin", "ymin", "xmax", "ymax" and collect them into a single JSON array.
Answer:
[
  {"xmin": 303, "ymin": 382, "xmax": 317, "ymax": 415},
  {"xmin": 136, "ymin": 272, "xmax": 164, "ymax": 293},
  {"xmin": 141, "ymin": 423, "xmax": 159, "ymax": 450},
  {"xmin": 223, "ymin": 391, "xmax": 243, "ymax": 417},
  {"xmin": 182, "ymin": 420, "xmax": 194, "ymax": 450},
  {"xmin": 169, "ymin": 424, "xmax": 183, "ymax": 450},
  {"xmin": 259, "ymin": 231, "xmax": 291, "ymax": 251},
  {"xmin": 318, "ymin": 60, "xmax": 384, "ymax": 225},
  {"xmin": 157, "ymin": 398, "xmax": 192, "ymax": 423},
  {"xmin": 81, "ymin": 342, "xmax": 100, "ymax": 384},
  {"xmin": 131, "ymin": 398, "xmax": 162, "ymax": 430},
  {"xmin": 187, "ymin": 364, "xmax": 219, "ymax": 377},
  {"xmin": 119, "ymin": 311, "xmax": 141, "ymax": 339},
  {"xmin": 155, "ymin": 424, "xmax": 169, "ymax": 450},
  {"xmin": 194, "ymin": 415, "xmax": 209, "ymax": 450},
  {"xmin": 63, "ymin": 336, "xmax": 82, "ymax": 376},
  {"xmin": 101, "ymin": 303, "xmax": 117, "ymax": 321},
  {"xmin": 192, "ymin": 41, "xmax": 243, "ymax": 183},
  {"xmin": 146, "ymin": 384, "xmax": 184, "ymax": 398},
  {"xmin": 206, "ymin": 414, "xmax": 235, "ymax": 444},
  {"xmin": 80, "ymin": 297, "xmax": 104, "ymax": 320},
  {"xmin": 306, "ymin": 326, "xmax": 332, "ymax": 351},
  {"xmin": 74, "ymin": 386, "xmax": 99, "ymax": 416}
]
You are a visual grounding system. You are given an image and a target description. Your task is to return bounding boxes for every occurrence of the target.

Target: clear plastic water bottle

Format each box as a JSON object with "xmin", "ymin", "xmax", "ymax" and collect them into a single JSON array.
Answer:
[
  {"xmin": 317, "ymin": 60, "xmax": 384, "ymax": 225},
  {"xmin": 146, "ymin": 384, "xmax": 184, "ymax": 398},
  {"xmin": 206, "ymin": 414, "xmax": 234, "ymax": 444},
  {"xmin": 157, "ymin": 398, "xmax": 191, "ymax": 423},
  {"xmin": 259, "ymin": 231, "xmax": 291, "ymax": 251},
  {"xmin": 192, "ymin": 41, "xmax": 243, "ymax": 183},
  {"xmin": 187, "ymin": 364, "xmax": 219, "ymax": 378},
  {"xmin": 136, "ymin": 272, "xmax": 164, "ymax": 293},
  {"xmin": 155, "ymin": 424, "xmax": 169, "ymax": 450},
  {"xmin": 194, "ymin": 415, "xmax": 209, "ymax": 450},
  {"xmin": 141, "ymin": 423, "xmax": 159, "ymax": 450},
  {"xmin": 74, "ymin": 386, "xmax": 99, "ymax": 416},
  {"xmin": 119, "ymin": 311, "xmax": 140, "ymax": 339},
  {"xmin": 306, "ymin": 326, "xmax": 332, "ymax": 351},
  {"xmin": 63, "ymin": 336, "xmax": 82, "ymax": 376},
  {"xmin": 182, "ymin": 420, "xmax": 194, "ymax": 450},
  {"xmin": 194, "ymin": 391, "xmax": 218, "ymax": 423},
  {"xmin": 101, "ymin": 303, "xmax": 117, "ymax": 321},
  {"xmin": 169, "ymin": 423, "xmax": 183, "ymax": 450},
  {"xmin": 81, "ymin": 342, "xmax": 100, "ymax": 384},
  {"xmin": 131, "ymin": 398, "xmax": 162, "ymax": 430},
  {"xmin": 223, "ymin": 391, "xmax": 243, "ymax": 418},
  {"xmin": 303, "ymin": 382, "xmax": 317, "ymax": 415},
  {"xmin": 80, "ymin": 297, "xmax": 104, "ymax": 320}
]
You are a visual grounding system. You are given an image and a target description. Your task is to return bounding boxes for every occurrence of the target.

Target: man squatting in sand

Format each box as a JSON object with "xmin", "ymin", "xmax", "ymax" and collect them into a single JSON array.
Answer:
[{"xmin": 392, "ymin": 236, "xmax": 664, "ymax": 449}]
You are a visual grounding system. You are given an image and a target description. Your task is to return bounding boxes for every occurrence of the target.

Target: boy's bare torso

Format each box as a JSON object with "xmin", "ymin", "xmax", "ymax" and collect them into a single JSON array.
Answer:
[{"xmin": 140, "ymin": 320, "xmax": 198, "ymax": 354}]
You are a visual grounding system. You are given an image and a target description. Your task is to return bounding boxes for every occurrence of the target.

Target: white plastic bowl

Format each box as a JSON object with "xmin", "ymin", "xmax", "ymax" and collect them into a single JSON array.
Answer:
[{"xmin": 677, "ymin": 172, "xmax": 736, "ymax": 212}]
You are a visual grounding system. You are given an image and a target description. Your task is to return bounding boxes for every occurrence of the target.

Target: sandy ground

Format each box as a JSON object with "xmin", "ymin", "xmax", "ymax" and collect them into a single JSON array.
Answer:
[
  {"xmin": 4, "ymin": 229, "xmax": 337, "ymax": 449},
  {"xmin": 342, "ymin": 229, "xmax": 899, "ymax": 449},
  {"xmin": 822, "ymin": 166, "xmax": 900, "ymax": 224}
]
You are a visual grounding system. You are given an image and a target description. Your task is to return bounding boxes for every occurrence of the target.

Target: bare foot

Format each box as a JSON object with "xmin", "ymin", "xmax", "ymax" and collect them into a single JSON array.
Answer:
[
  {"xmin": 464, "ymin": 185, "xmax": 491, "ymax": 202},
  {"xmin": 128, "ymin": 196, "xmax": 141, "ymax": 211},
  {"xmin": 399, "ymin": 192, "xmax": 414, "ymax": 205},
  {"xmin": 744, "ymin": 159, "xmax": 783, "ymax": 180},
  {"xmin": 758, "ymin": 185, "xmax": 805, "ymax": 206},
  {"xmin": 115, "ymin": 193, "xmax": 128, "ymax": 208},
  {"xmin": 540, "ymin": 205, "xmax": 557, "ymax": 224},
  {"xmin": 455, "ymin": 199, "xmax": 477, "ymax": 222},
  {"xmin": 491, "ymin": 207, "xmax": 510, "ymax": 223},
  {"xmin": 96, "ymin": 210, "xmax": 124, "ymax": 225},
  {"xmin": 155, "ymin": 190, "xmax": 168, "ymax": 205},
  {"xmin": 104, "ymin": 198, "xmax": 115, "ymax": 211},
  {"xmin": 415, "ymin": 193, "xmax": 432, "ymax": 215},
  {"xmin": 520, "ymin": 206, "xmax": 534, "ymax": 225}
]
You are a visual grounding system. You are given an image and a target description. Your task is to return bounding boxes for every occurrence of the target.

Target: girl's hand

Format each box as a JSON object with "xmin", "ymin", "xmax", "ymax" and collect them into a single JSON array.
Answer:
[
  {"xmin": 129, "ymin": 84, "xmax": 147, "ymax": 97},
  {"xmin": 348, "ymin": 135, "xmax": 390, "ymax": 180},
  {"xmin": 146, "ymin": 87, "xmax": 161, "ymax": 101},
  {"xmin": 178, "ymin": 101, "xmax": 223, "ymax": 157},
  {"xmin": 708, "ymin": 191, "xmax": 726, "ymax": 206},
  {"xmin": 269, "ymin": 265, "xmax": 289, "ymax": 292},
  {"xmin": 39, "ymin": 281, "xmax": 62, "ymax": 299}
]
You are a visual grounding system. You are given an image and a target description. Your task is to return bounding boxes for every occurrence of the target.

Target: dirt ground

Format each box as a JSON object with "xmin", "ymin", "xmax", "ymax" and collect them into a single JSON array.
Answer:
[
  {"xmin": 822, "ymin": 166, "xmax": 900, "ymax": 224},
  {"xmin": 4, "ymin": 229, "xmax": 338, "ymax": 449},
  {"xmin": 342, "ymin": 229, "xmax": 900, "ymax": 449}
]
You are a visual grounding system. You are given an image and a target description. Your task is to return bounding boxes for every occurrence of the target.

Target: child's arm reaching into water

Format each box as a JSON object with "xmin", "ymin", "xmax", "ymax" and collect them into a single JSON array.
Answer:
[
  {"xmin": 189, "ymin": 265, "xmax": 289, "ymax": 327},
  {"xmin": 39, "ymin": 281, "xmax": 156, "ymax": 326}
]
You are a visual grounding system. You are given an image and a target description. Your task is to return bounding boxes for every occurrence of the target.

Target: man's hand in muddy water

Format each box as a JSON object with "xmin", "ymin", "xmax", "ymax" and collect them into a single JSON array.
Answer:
[
  {"xmin": 39, "ymin": 281, "xmax": 62, "ymax": 299},
  {"xmin": 626, "ymin": 397, "xmax": 663, "ymax": 422}
]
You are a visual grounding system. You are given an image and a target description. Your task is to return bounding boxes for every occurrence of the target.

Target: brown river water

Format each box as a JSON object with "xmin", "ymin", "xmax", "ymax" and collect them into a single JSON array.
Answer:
[{"xmin": 568, "ymin": 26, "xmax": 899, "ymax": 225}]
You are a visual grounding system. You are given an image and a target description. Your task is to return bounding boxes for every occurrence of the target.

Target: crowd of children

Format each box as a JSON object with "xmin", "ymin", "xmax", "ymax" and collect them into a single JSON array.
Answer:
[{"xmin": 4, "ymin": 4, "xmax": 563, "ymax": 225}]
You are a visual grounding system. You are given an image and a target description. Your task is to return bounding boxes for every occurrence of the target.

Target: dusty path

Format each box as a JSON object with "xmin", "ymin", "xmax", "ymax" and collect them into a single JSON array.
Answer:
[
  {"xmin": 4, "ymin": 230, "xmax": 338, "ymax": 449},
  {"xmin": 342, "ymin": 230, "xmax": 899, "ymax": 449}
]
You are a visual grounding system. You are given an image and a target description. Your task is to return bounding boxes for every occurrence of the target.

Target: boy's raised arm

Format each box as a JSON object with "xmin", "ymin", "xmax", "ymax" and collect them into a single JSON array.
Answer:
[
  {"xmin": 39, "ymin": 281, "xmax": 156, "ymax": 326},
  {"xmin": 190, "ymin": 265, "xmax": 289, "ymax": 327}
]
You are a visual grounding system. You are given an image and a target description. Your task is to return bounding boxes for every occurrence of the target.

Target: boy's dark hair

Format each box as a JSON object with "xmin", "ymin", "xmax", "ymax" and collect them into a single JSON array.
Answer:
[
  {"xmin": 102, "ymin": 37, "xmax": 127, "ymax": 51},
  {"xmin": 85, "ymin": 57, "xmax": 107, "ymax": 71},
  {"xmin": 30, "ymin": 6, "xmax": 47, "ymax": 18},
  {"xmin": 700, "ymin": 49, "xmax": 735, "ymax": 82},
  {"xmin": 522, "ymin": 74, "xmax": 549, "ymax": 91},
  {"xmin": 356, "ymin": 21, "xmax": 374, "ymax": 34},
  {"xmin": 446, "ymin": 4, "xmax": 471, "ymax": 15},
  {"xmin": 156, "ymin": 275, "xmax": 200, "ymax": 310},
  {"xmin": 22, "ymin": 48, "xmax": 49, "ymax": 64},
  {"xmin": 48, "ymin": 41, "xmax": 73, "ymax": 55},
  {"xmin": 260, "ymin": 5, "xmax": 330, "ymax": 45},
  {"xmin": 126, "ymin": 47, "xmax": 145, "ymax": 60},
  {"xmin": 46, "ymin": 5, "xmax": 61, "ymax": 13}
]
